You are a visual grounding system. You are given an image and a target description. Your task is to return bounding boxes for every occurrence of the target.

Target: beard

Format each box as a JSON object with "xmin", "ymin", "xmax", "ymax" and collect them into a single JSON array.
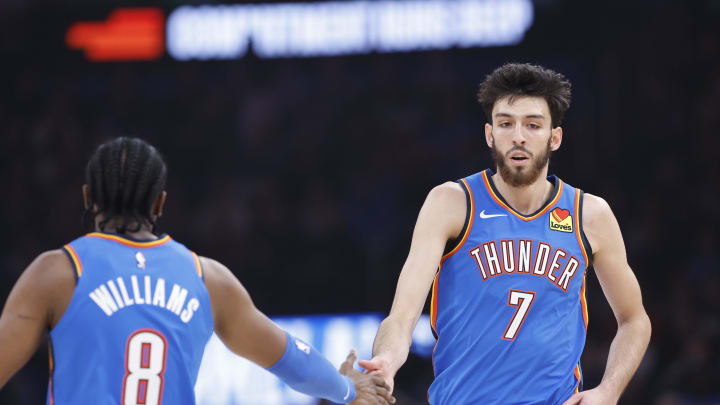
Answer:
[{"xmin": 491, "ymin": 137, "xmax": 552, "ymax": 187}]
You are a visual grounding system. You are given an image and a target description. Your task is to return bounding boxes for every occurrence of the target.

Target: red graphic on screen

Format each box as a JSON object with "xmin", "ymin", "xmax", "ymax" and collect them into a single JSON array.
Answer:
[{"xmin": 66, "ymin": 8, "xmax": 164, "ymax": 62}]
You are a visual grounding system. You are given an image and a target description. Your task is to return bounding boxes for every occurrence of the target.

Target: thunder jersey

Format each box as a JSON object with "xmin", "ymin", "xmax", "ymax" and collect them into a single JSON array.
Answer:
[
  {"xmin": 48, "ymin": 232, "xmax": 214, "ymax": 405},
  {"xmin": 428, "ymin": 169, "xmax": 592, "ymax": 405}
]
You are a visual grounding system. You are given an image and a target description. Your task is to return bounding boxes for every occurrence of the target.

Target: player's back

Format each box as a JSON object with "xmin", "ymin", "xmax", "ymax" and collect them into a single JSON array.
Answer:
[{"xmin": 48, "ymin": 232, "xmax": 214, "ymax": 405}]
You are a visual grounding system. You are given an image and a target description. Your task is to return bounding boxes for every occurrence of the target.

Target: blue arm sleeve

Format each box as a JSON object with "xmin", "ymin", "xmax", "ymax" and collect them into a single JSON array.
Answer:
[{"xmin": 266, "ymin": 331, "xmax": 357, "ymax": 404}]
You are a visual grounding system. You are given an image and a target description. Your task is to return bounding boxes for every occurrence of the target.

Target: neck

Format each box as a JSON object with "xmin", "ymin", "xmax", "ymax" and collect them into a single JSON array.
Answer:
[
  {"xmin": 491, "ymin": 168, "xmax": 554, "ymax": 216},
  {"xmin": 94, "ymin": 217, "xmax": 158, "ymax": 240}
]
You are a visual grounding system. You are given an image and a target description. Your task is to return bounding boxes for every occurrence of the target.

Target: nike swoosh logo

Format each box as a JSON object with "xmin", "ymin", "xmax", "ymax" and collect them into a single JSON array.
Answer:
[{"xmin": 479, "ymin": 210, "xmax": 507, "ymax": 219}]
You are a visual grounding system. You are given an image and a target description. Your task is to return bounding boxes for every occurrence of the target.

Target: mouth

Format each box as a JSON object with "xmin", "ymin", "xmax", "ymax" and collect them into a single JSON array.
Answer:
[{"xmin": 508, "ymin": 154, "xmax": 530, "ymax": 164}]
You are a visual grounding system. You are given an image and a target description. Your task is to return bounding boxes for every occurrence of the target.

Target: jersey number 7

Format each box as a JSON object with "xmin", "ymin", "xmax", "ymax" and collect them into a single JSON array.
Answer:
[{"xmin": 502, "ymin": 290, "xmax": 535, "ymax": 341}]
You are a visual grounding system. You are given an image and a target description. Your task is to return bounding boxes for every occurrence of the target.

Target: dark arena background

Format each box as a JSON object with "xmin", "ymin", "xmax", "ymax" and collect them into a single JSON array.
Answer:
[{"xmin": 1, "ymin": 0, "xmax": 719, "ymax": 404}]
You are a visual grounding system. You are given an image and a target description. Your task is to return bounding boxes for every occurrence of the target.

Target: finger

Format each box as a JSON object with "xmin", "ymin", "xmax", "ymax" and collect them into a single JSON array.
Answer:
[
  {"xmin": 371, "ymin": 376, "xmax": 389, "ymax": 388},
  {"xmin": 340, "ymin": 350, "xmax": 358, "ymax": 374},
  {"xmin": 375, "ymin": 384, "xmax": 395, "ymax": 403},
  {"xmin": 371, "ymin": 375, "xmax": 394, "ymax": 396},
  {"xmin": 374, "ymin": 395, "xmax": 389, "ymax": 405},
  {"xmin": 358, "ymin": 359, "xmax": 379, "ymax": 370}
]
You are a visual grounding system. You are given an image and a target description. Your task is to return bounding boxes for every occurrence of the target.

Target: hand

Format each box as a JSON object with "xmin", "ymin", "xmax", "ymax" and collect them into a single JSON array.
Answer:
[
  {"xmin": 561, "ymin": 387, "xmax": 618, "ymax": 405},
  {"xmin": 357, "ymin": 355, "xmax": 395, "ymax": 395},
  {"xmin": 340, "ymin": 350, "xmax": 396, "ymax": 405}
]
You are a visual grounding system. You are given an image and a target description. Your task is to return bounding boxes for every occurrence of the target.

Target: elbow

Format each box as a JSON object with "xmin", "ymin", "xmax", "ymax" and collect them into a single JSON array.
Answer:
[
  {"xmin": 642, "ymin": 312, "xmax": 652, "ymax": 341},
  {"xmin": 636, "ymin": 310, "xmax": 651, "ymax": 336},
  {"xmin": 620, "ymin": 310, "xmax": 651, "ymax": 344}
]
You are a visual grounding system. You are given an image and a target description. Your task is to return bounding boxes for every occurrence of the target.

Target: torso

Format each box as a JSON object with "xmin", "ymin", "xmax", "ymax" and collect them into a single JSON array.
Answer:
[
  {"xmin": 428, "ymin": 169, "xmax": 592, "ymax": 405},
  {"xmin": 46, "ymin": 232, "xmax": 214, "ymax": 405}
]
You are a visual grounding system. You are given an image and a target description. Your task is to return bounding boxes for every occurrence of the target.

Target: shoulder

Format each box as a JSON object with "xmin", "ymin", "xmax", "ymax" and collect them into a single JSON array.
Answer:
[
  {"xmin": 418, "ymin": 181, "xmax": 468, "ymax": 239},
  {"xmin": 26, "ymin": 249, "xmax": 75, "ymax": 284},
  {"xmin": 427, "ymin": 181, "xmax": 467, "ymax": 217},
  {"xmin": 16, "ymin": 250, "xmax": 76, "ymax": 326},
  {"xmin": 581, "ymin": 193, "xmax": 621, "ymax": 254},
  {"xmin": 426, "ymin": 181, "xmax": 466, "ymax": 210},
  {"xmin": 198, "ymin": 256, "xmax": 237, "ymax": 288},
  {"xmin": 582, "ymin": 193, "xmax": 614, "ymax": 227},
  {"xmin": 197, "ymin": 256, "xmax": 256, "ymax": 332},
  {"xmin": 198, "ymin": 256, "xmax": 250, "ymax": 303}
]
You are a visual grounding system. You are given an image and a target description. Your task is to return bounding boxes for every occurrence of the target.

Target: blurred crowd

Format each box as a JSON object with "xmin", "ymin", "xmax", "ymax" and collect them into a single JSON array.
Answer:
[{"xmin": 1, "ymin": 1, "xmax": 719, "ymax": 404}]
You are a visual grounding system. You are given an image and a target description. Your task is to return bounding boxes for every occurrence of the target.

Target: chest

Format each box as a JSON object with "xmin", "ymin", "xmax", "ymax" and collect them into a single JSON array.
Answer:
[{"xmin": 446, "ymin": 214, "xmax": 587, "ymax": 298}]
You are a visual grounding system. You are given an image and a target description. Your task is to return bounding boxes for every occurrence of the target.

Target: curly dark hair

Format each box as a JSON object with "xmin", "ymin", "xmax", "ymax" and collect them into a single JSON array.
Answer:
[
  {"xmin": 82, "ymin": 137, "xmax": 167, "ymax": 234},
  {"xmin": 477, "ymin": 63, "xmax": 572, "ymax": 128}
]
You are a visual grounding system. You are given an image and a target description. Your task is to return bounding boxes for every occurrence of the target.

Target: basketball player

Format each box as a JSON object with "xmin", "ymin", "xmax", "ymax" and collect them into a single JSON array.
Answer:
[
  {"xmin": 358, "ymin": 64, "xmax": 651, "ymax": 404},
  {"xmin": 0, "ymin": 137, "xmax": 394, "ymax": 405}
]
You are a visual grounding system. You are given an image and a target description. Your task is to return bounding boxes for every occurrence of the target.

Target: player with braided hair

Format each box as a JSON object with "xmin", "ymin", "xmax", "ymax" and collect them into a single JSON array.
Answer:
[{"xmin": 0, "ymin": 137, "xmax": 394, "ymax": 405}]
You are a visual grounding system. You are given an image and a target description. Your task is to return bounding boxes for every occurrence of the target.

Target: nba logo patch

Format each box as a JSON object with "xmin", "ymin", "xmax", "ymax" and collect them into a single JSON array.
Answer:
[
  {"xmin": 549, "ymin": 208, "xmax": 573, "ymax": 233},
  {"xmin": 295, "ymin": 339, "xmax": 311, "ymax": 355},
  {"xmin": 136, "ymin": 252, "xmax": 146, "ymax": 269}
]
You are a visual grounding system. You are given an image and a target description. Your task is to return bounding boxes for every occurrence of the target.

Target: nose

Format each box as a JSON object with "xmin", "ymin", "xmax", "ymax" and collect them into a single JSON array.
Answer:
[{"xmin": 511, "ymin": 125, "xmax": 526, "ymax": 145}]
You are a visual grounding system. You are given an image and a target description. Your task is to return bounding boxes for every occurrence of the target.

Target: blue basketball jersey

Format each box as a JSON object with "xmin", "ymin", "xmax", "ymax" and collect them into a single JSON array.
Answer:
[
  {"xmin": 428, "ymin": 169, "xmax": 592, "ymax": 405},
  {"xmin": 48, "ymin": 232, "xmax": 214, "ymax": 405}
]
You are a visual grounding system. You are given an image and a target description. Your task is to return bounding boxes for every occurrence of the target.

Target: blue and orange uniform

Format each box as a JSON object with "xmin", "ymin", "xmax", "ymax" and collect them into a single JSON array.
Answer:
[
  {"xmin": 429, "ymin": 169, "xmax": 592, "ymax": 404},
  {"xmin": 48, "ymin": 232, "xmax": 213, "ymax": 405}
]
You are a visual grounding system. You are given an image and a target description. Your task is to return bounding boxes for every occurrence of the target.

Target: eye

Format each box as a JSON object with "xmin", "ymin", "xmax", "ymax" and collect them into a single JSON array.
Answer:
[
  {"xmin": 528, "ymin": 123, "xmax": 541, "ymax": 129},
  {"xmin": 498, "ymin": 122, "xmax": 512, "ymax": 127}
]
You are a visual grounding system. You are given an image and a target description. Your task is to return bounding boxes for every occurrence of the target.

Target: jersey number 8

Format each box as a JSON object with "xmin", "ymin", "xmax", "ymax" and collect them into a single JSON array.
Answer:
[{"xmin": 122, "ymin": 329, "xmax": 168, "ymax": 405}]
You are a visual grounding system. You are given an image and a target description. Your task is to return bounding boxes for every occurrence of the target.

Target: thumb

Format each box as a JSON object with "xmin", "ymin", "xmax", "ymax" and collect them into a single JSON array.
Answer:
[
  {"xmin": 561, "ymin": 393, "xmax": 583, "ymax": 405},
  {"xmin": 357, "ymin": 357, "xmax": 381, "ymax": 371},
  {"xmin": 340, "ymin": 350, "xmax": 357, "ymax": 374}
]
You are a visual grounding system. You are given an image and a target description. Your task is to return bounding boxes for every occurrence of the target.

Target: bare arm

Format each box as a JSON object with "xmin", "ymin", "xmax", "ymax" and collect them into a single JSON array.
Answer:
[
  {"xmin": 563, "ymin": 194, "xmax": 651, "ymax": 404},
  {"xmin": 201, "ymin": 256, "xmax": 288, "ymax": 367},
  {"xmin": 358, "ymin": 182, "xmax": 466, "ymax": 391},
  {"xmin": 0, "ymin": 250, "xmax": 75, "ymax": 389},
  {"xmin": 202, "ymin": 257, "xmax": 394, "ymax": 404}
]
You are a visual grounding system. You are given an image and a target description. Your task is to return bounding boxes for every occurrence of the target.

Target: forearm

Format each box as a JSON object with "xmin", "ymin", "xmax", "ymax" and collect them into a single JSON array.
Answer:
[
  {"xmin": 372, "ymin": 317, "xmax": 414, "ymax": 374},
  {"xmin": 267, "ymin": 331, "xmax": 355, "ymax": 403},
  {"xmin": 597, "ymin": 313, "xmax": 651, "ymax": 400}
]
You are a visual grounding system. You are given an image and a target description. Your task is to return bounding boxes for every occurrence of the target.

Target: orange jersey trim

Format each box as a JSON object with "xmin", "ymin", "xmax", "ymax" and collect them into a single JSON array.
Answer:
[
  {"xmin": 433, "ymin": 178, "xmax": 475, "ymax": 330},
  {"xmin": 574, "ymin": 364, "xmax": 582, "ymax": 393},
  {"xmin": 430, "ymin": 263, "xmax": 442, "ymax": 332},
  {"xmin": 190, "ymin": 251, "xmax": 203, "ymax": 278},
  {"xmin": 481, "ymin": 171, "xmax": 563, "ymax": 221},
  {"xmin": 430, "ymin": 263, "xmax": 442, "ymax": 382},
  {"xmin": 574, "ymin": 190, "xmax": 590, "ymax": 329},
  {"xmin": 573, "ymin": 190, "xmax": 590, "ymax": 269},
  {"xmin": 86, "ymin": 232, "xmax": 171, "ymax": 248},
  {"xmin": 580, "ymin": 274, "xmax": 588, "ymax": 329},
  {"xmin": 48, "ymin": 341, "xmax": 55, "ymax": 405},
  {"xmin": 63, "ymin": 244, "xmax": 83, "ymax": 278},
  {"xmin": 431, "ymin": 178, "xmax": 475, "ymax": 378},
  {"xmin": 430, "ymin": 260, "xmax": 445, "ymax": 382},
  {"xmin": 441, "ymin": 178, "xmax": 475, "ymax": 261}
]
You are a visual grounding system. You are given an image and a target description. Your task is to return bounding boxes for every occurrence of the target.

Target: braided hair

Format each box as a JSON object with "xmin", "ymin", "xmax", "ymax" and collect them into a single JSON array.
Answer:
[{"xmin": 82, "ymin": 137, "xmax": 167, "ymax": 234}]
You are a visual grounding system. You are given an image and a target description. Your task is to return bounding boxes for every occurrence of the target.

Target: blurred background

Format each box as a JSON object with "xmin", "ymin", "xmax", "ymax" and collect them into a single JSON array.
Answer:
[{"xmin": 1, "ymin": 0, "xmax": 719, "ymax": 403}]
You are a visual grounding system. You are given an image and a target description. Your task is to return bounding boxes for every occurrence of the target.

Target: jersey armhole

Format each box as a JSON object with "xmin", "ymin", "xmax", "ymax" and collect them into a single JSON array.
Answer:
[
  {"xmin": 190, "ymin": 251, "xmax": 204, "ymax": 281},
  {"xmin": 578, "ymin": 190, "xmax": 594, "ymax": 268},
  {"xmin": 442, "ymin": 179, "xmax": 472, "ymax": 257},
  {"xmin": 61, "ymin": 244, "xmax": 82, "ymax": 283}
]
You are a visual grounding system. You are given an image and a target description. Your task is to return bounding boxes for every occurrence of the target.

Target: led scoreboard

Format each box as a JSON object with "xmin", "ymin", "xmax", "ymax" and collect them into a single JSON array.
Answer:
[{"xmin": 65, "ymin": 0, "xmax": 533, "ymax": 61}]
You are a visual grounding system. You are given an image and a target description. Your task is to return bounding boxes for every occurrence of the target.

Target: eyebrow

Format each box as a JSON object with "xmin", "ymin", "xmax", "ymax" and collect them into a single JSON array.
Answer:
[{"xmin": 494, "ymin": 113, "xmax": 546, "ymax": 120}]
